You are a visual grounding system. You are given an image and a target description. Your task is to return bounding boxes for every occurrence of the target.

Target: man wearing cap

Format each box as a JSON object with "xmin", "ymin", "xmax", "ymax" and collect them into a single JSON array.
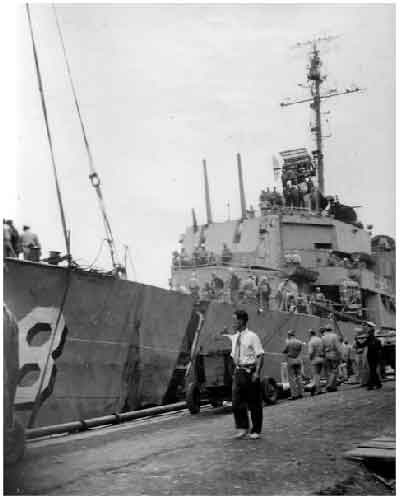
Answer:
[
  {"xmin": 321, "ymin": 325, "xmax": 341, "ymax": 392},
  {"xmin": 221, "ymin": 309, "xmax": 264, "ymax": 439},
  {"xmin": 308, "ymin": 329, "xmax": 324, "ymax": 395},
  {"xmin": 283, "ymin": 330, "xmax": 303, "ymax": 400}
]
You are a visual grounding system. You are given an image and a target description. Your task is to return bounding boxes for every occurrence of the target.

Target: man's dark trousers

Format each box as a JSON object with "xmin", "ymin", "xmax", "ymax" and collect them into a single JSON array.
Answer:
[
  {"xmin": 232, "ymin": 368, "xmax": 263, "ymax": 433},
  {"xmin": 367, "ymin": 357, "xmax": 382, "ymax": 388}
]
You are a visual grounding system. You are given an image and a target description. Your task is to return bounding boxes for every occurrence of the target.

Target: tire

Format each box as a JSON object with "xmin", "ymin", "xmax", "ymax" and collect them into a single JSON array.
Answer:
[
  {"xmin": 186, "ymin": 382, "xmax": 201, "ymax": 414},
  {"xmin": 261, "ymin": 377, "xmax": 278, "ymax": 405},
  {"xmin": 4, "ymin": 419, "xmax": 25, "ymax": 465},
  {"xmin": 210, "ymin": 398, "xmax": 223, "ymax": 408}
]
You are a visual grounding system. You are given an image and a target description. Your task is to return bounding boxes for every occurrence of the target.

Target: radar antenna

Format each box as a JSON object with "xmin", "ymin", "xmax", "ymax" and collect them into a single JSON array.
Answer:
[{"xmin": 280, "ymin": 35, "xmax": 365, "ymax": 210}]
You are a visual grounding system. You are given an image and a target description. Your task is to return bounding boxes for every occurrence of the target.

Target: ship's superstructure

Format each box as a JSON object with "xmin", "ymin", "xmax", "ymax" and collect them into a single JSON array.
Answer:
[
  {"xmin": 171, "ymin": 166, "xmax": 395, "ymax": 329},
  {"xmin": 171, "ymin": 38, "xmax": 395, "ymax": 330}
]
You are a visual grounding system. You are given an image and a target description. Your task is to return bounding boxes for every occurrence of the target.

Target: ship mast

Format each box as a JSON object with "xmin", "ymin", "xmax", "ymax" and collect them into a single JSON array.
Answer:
[
  {"xmin": 280, "ymin": 36, "xmax": 364, "ymax": 210},
  {"xmin": 309, "ymin": 43, "xmax": 324, "ymax": 195},
  {"xmin": 26, "ymin": 4, "xmax": 71, "ymax": 260},
  {"xmin": 52, "ymin": 4, "xmax": 124, "ymax": 275}
]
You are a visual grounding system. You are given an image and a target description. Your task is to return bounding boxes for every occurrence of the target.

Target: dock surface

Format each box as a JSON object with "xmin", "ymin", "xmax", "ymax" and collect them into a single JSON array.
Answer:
[{"xmin": 5, "ymin": 382, "xmax": 395, "ymax": 495}]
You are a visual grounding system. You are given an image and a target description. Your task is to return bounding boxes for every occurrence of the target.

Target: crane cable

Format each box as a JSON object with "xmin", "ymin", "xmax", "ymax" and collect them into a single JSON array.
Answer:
[
  {"xmin": 26, "ymin": 4, "xmax": 70, "ymax": 258},
  {"xmin": 52, "ymin": 3, "xmax": 119, "ymax": 271}
]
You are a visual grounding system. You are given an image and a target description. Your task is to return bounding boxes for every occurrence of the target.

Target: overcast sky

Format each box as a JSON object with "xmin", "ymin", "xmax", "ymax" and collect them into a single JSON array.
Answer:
[{"xmin": 10, "ymin": 3, "xmax": 395, "ymax": 288}]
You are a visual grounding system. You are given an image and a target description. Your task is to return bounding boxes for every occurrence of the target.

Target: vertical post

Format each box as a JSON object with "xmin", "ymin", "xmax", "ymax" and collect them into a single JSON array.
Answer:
[
  {"xmin": 309, "ymin": 44, "xmax": 324, "ymax": 212},
  {"xmin": 314, "ymin": 73, "xmax": 324, "ymax": 197},
  {"xmin": 191, "ymin": 208, "xmax": 198, "ymax": 232},
  {"xmin": 237, "ymin": 153, "xmax": 247, "ymax": 219},
  {"xmin": 26, "ymin": 4, "xmax": 70, "ymax": 256},
  {"xmin": 202, "ymin": 159, "xmax": 213, "ymax": 224}
]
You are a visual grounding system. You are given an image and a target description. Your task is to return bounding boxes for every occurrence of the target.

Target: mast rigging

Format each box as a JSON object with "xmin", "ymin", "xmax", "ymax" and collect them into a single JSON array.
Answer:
[
  {"xmin": 26, "ymin": 3, "xmax": 71, "ymax": 260},
  {"xmin": 52, "ymin": 4, "xmax": 122, "ymax": 274}
]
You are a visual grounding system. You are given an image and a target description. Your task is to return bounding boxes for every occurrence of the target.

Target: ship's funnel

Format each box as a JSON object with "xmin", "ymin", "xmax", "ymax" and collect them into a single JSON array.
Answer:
[
  {"xmin": 202, "ymin": 159, "xmax": 213, "ymax": 225},
  {"xmin": 237, "ymin": 153, "xmax": 247, "ymax": 219},
  {"xmin": 191, "ymin": 208, "xmax": 198, "ymax": 232}
]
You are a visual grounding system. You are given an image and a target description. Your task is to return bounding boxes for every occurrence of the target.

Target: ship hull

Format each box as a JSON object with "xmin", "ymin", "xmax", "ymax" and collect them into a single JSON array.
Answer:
[
  {"xmin": 4, "ymin": 259, "xmax": 195, "ymax": 428},
  {"xmin": 4, "ymin": 259, "xmax": 362, "ymax": 430}
]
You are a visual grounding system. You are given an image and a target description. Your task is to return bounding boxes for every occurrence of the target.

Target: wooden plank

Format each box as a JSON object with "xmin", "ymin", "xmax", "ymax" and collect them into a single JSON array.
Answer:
[
  {"xmin": 358, "ymin": 442, "xmax": 395, "ymax": 450},
  {"xmin": 368, "ymin": 435, "xmax": 395, "ymax": 442},
  {"xmin": 344, "ymin": 448, "xmax": 396, "ymax": 461},
  {"xmin": 369, "ymin": 437, "xmax": 395, "ymax": 442}
]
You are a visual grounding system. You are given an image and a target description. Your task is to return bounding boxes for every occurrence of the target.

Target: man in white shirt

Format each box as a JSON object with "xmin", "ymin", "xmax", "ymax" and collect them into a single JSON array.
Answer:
[{"xmin": 221, "ymin": 309, "xmax": 264, "ymax": 439}]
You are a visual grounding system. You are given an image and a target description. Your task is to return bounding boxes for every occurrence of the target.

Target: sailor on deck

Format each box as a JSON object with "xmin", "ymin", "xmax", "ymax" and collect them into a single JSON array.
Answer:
[
  {"xmin": 188, "ymin": 272, "xmax": 200, "ymax": 301},
  {"xmin": 6, "ymin": 220, "xmax": 20, "ymax": 257},
  {"xmin": 3, "ymin": 220, "xmax": 15, "ymax": 258},
  {"xmin": 20, "ymin": 225, "xmax": 41, "ymax": 261},
  {"xmin": 221, "ymin": 243, "xmax": 233, "ymax": 263},
  {"xmin": 257, "ymin": 276, "xmax": 271, "ymax": 311},
  {"xmin": 229, "ymin": 269, "xmax": 241, "ymax": 305},
  {"xmin": 211, "ymin": 272, "xmax": 224, "ymax": 298}
]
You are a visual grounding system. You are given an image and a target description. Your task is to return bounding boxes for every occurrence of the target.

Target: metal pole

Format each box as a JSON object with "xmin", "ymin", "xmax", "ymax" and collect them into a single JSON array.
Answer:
[
  {"xmin": 309, "ymin": 44, "xmax": 324, "ymax": 212},
  {"xmin": 237, "ymin": 153, "xmax": 247, "ymax": 219},
  {"xmin": 25, "ymin": 402, "xmax": 188, "ymax": 439},
  {"xmin": 315, "ymin": 75, "xmax": 324, "ymax": 196},
  {"xmin": 202, "ymin": 159, "xmax": 213, "ymax": 224},
  {"xmin": 26, "ymin": 4, "xmax": 70, "ymax": 256}
]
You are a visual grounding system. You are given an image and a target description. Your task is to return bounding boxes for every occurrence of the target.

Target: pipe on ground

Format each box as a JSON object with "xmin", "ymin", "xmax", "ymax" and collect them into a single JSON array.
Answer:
[{"xmin": 26, "ymin": 402, "xmax": 188, "ymax": 439}]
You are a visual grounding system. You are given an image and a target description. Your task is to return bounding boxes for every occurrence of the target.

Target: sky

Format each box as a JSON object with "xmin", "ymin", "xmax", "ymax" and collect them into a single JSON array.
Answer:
[{"xmin": 7, "ymin": 3, "xmax": 396, "ymax": 289}]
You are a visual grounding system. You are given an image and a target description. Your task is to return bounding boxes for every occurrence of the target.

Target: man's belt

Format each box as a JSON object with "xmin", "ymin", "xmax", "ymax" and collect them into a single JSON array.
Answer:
[{"xmin": 235, "ymin": 364, "xmax": 256, "ymax": 373}]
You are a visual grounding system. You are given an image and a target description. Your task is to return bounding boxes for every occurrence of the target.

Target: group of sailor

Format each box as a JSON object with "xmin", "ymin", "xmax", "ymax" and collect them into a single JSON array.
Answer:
[
  {"xmin": 173, "ymin": 270, "xmax": 334, "ymax": 315},
  {"xmin": 172, "ymin": 271, "xmax": 272, "ymax": 308},
  {"xmin": 3, "ymin": 220, "xmax": 41, "ymax": 261},
  {"xmin": 283, "ymin": 321, "xmax": 383, "ymax": 400},
  {"xmin": 172, "ymin": 242, "xmax": 233, "ymax": 269},
  {"xmin": 282, "ymin": 177, "xmax": 316, "ymax": 209}
]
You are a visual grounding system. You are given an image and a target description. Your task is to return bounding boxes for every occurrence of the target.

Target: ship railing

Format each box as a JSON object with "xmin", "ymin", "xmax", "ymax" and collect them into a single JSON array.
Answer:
[
  {"xmin": 172, "ymin": 257, "xmax": 234, "ymax": 270},
  {"xmin": 260, "ymin": 205, "xmax": 326, "ymax": 217}
]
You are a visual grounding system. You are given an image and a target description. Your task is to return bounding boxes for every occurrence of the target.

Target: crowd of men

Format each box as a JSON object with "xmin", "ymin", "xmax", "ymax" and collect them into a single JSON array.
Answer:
[
  {"xmin": 326, "ymin": 251, "xmax": 369, "ymax": 271},
  {"xmin": 3, "ymin": 220, "xmax": 41, "ymax": 261},
  {"xmin": 172, "ymin": 271, "xmax": 272, "ymax": 309},
  {"xmin": 259, "ymin": 187, "xmax": 284, "ymax": 213},
  {"xmin": 172, "ymin": 242, "xmax": 233, "ymax": 269},
  {"xmin": 258, "ymin": 179, "xmax": 317, "ymax": 212},
  {"xmin": 174, "ymin": 269, "xmax": 332, "ymax": 315},
  {"xmin": 283, "ymin": 321, "xmax": 384, "ymax": 401}
]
